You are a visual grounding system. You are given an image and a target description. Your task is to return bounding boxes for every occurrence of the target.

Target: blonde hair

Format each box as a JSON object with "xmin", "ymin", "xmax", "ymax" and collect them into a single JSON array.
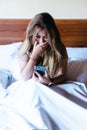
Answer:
[{"xmin": 18, "ymin": 12, "xmax": 67, "ymax": 78}]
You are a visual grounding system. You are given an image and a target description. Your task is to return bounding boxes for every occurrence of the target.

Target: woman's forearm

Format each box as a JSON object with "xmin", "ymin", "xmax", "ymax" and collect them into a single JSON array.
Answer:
[
  {"xmin": 21, "ymin": 58, "xmax": 37, "ymax": 80},
  {"xmin": 21, "ymin": 52, "xmax": 40, "ymax": 80},
  {"xmin": 20, "ymin": 48, "xmax": 42, "ymax": 80}
]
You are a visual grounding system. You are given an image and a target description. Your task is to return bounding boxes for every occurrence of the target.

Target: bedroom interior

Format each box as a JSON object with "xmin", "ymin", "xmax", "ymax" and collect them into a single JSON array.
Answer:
[
  {"xmin": 0, "ymin": 19, "xmax": 87, "ymax": 130},
  {"xmin": 0, "ymin": 0, "xmax": 87, "ymax": 129}
]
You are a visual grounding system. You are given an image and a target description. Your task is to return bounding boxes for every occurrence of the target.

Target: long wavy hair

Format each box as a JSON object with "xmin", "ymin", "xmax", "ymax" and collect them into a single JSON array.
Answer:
[{"xmin": 18, "ymin": 12, "xmax": 67, "ymax": 78}]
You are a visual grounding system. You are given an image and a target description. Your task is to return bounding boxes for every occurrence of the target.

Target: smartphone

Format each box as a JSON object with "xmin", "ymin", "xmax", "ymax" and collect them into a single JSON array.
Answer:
[{"xmin": 34, "ymin": 65, "xmax": 46, "ymax": 76}]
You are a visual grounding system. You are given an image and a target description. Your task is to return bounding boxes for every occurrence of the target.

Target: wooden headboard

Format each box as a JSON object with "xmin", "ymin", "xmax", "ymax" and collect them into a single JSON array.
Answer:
[{"xmin": 0, "ymin": 19, "xmax": 87, "ymax": 47}]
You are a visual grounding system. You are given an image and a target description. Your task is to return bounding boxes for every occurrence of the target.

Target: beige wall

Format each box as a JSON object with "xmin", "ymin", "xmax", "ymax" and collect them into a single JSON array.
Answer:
[{"xmin": 0, "ymin": 0, "xmax": 87, "ymax": 19}]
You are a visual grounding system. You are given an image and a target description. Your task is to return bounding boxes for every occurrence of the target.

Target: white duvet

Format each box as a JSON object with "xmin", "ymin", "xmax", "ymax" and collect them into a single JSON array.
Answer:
[{"xmin": 0, "ymin": 79, "xmax": 87, "ymax": 130}]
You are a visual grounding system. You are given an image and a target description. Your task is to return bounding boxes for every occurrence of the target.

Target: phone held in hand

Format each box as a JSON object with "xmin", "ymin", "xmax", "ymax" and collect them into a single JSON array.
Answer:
[{"xmin": 34, "ymin": 65, "xmax": 46, "ymax": 75}]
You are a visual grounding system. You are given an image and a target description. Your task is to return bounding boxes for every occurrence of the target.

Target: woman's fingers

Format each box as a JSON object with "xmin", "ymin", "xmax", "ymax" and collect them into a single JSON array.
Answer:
[
  {"xmin": 44, "ymin": 70, "xmax": 50, "ymax": 78},
  {"xmin": 32, "ymin": 41, "xmax": 48, "ymax": 59},
  {"xmin": 34, "ymin": 70, "xmax": 42, "ymax": 78}
]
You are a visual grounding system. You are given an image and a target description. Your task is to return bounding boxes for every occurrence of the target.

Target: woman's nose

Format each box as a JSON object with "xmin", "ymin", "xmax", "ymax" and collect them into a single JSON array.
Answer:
[{"xmin": 40, "ymin": 37, "xmax": 45, "ymax": 43}]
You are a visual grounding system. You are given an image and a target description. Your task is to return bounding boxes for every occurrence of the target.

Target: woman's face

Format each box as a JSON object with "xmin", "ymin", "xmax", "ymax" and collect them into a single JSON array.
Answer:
[{"xmin": 33, "ymin": 28, "xmax": 49, "ymax": 44}]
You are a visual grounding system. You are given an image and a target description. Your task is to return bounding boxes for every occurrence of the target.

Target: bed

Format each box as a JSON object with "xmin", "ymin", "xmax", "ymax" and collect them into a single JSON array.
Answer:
[{"xmin": 0, "ymin": 19, "xmax": 87, "ymax": 130}]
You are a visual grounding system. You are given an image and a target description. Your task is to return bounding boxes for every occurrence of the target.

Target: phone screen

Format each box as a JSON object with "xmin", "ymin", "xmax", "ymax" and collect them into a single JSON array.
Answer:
[{"xmin": 34, "ymin": 66, "xmax": 46, "ymax": 75}]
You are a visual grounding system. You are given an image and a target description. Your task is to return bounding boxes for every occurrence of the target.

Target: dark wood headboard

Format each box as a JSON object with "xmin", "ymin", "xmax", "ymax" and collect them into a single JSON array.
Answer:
[{"xmin": 0, "ymin": 19, "xmax": 87, "ymax": 47}]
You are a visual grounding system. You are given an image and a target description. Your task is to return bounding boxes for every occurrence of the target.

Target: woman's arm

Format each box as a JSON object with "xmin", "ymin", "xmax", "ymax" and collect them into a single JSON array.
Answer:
[
  {"xmin": 19, "ymin": 53, "xmax": 38, "ymax": 80},
  {"xmin": 19, "ymin": 41, "xmax": 48, "ymax": 81}
]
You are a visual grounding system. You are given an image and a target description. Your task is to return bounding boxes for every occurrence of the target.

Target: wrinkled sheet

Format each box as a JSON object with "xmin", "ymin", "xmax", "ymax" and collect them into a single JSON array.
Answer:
[{"xmin": 0, "ymin": 79, "xmax": 87, "ymax": 130}]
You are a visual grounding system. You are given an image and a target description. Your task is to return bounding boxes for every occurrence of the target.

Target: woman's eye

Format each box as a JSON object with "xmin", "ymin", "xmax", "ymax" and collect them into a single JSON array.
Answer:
[
  {"xmin": 44, "ymin": 36, "xmax": 48, "ymax": 39},
  {"xmin": 36, "ymin": 35, "xmax": 40, "ymax": 39}
]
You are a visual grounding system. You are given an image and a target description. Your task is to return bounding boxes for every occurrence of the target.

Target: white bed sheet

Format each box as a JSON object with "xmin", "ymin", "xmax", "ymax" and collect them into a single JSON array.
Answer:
[
  {"xmin": 0, "ymin": 44, "xmax": 87, "ymax": 129},
  {"xmin": 0, "ymin": 79, "xmax": 87, "ymax": 130}
]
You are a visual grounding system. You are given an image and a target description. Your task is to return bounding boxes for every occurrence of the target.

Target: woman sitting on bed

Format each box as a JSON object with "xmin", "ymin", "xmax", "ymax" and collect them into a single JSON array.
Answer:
[{"xmin": 18, "ymin": 12, "xmax": 68, "ymax": 86}]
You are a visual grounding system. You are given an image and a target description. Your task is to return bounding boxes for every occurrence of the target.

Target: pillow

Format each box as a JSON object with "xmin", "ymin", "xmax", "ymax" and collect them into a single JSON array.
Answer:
[
  {"xmin": 66, "ymin": 47, "xmax": 87, "ymax": 60},
  {"xmin": 0, "ymin": 69, "xmax": 12, "ymax": 89},
  {"xmin": 0, "ymin": 42, "xmax": 22, "ymax": 70},
  {"xmin": 10, "ymin": 58, "xmax": 22, "ymax": 82},
  {"xmin": 66, "ymin": 59, "xmax": 87, "ymax": 87}
]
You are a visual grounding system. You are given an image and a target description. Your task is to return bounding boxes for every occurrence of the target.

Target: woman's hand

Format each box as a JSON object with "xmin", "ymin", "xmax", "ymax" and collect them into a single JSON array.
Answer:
[
  {"xmin": 31, "ymin": 41, "xmax": 48, "ymax": 59},
  {"xmin": 33, "ymin": 70, "xmax": 51, "ymax": 85}
]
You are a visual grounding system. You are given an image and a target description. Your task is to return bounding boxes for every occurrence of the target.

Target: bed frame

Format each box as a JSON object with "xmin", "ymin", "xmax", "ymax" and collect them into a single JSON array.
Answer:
[{"xmin": 0, "ymin": 19, "xmax": 87, "ymax": 47}]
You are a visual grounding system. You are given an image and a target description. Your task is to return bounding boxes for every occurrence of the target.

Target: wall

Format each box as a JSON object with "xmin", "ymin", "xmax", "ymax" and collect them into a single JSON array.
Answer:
[{"xmin": 0, "ymin": 0, "xmax": 87, "ymax": 19}]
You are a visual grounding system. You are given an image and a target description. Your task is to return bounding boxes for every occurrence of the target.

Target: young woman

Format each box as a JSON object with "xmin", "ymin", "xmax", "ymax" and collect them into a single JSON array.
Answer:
[{"xmin": 18, "ymin": 12, "xmax": 68, "ymax": 86}]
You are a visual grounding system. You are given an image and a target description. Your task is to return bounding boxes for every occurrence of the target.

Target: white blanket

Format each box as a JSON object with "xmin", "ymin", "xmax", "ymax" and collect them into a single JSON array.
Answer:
[{"xmin": 0, "ymin": 79, "xmax": 87, "ymax": 130}]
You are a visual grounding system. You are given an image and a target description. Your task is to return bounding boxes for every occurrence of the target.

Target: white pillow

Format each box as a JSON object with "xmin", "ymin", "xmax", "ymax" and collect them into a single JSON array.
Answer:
[
  {"xmin": 10, "ymin": 58, "xmax": 22, "ymax": 82},
  {"xmin": 66, "ymin": 59, "xmax": 87, "ymax": 86},
  {"xmin": 0, "ymin": 42, "xmax": 22, "ymax": 70},
  {"xmin": 0, "ymin": 69, "xmax": 12, "ymax": 89},
  {"xmin": 66, "ymin": 47, "xmax": 87, "ymax": 60}
]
